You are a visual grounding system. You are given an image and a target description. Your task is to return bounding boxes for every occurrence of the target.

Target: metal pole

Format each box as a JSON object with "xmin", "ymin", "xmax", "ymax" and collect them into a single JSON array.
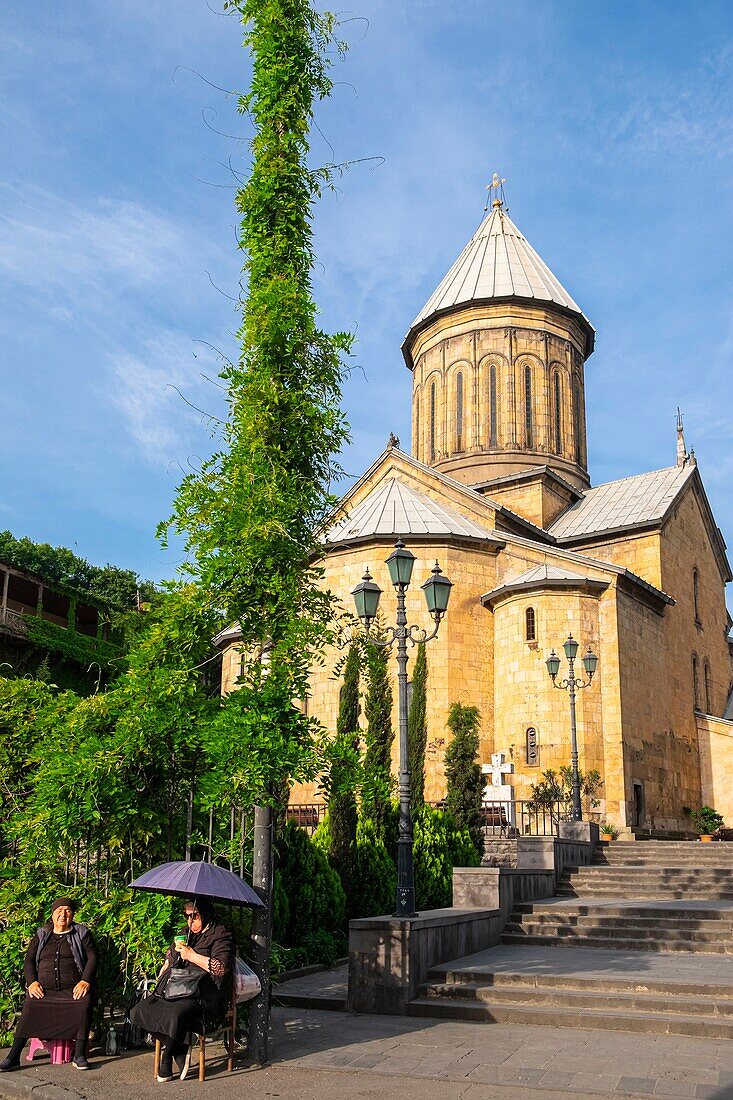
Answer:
[
  {"xmin": 248, "ymin": 805, "xmax": 273, "ymax": 1065},
  {"xmin": 394, "ymin": 584, "xmax": 416, "ymax": 918},
  {"xmin": 567, "ymin": 657, "xmax": 582, "ymax": 821}
]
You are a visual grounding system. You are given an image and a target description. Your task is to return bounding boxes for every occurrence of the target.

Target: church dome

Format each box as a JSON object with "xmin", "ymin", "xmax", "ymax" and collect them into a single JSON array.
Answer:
[
  {"xmin": 403, "ymin": 179, "xmax": 595, "ymax": 495},
  {"xmin": 403, "ymin": 196, "xmax": 594, "ymax": 368}
]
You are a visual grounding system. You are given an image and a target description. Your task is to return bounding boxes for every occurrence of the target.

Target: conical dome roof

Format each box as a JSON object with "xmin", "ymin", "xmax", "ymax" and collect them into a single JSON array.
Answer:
[{"xmin": 402, "ymin": 203, "xmax": 594, "ymax": 365}]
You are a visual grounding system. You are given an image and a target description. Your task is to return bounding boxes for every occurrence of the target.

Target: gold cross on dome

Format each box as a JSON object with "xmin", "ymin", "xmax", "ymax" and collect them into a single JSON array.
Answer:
[{"xmin": 485, "ymin": 172, "xmax": 506, "ymax": 210}]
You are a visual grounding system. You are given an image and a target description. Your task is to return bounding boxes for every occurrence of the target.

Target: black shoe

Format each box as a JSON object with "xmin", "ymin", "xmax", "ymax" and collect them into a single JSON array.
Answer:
[
  {"xmin": 72, "ymin": 1055, "xmax": 90, "ymax": 1070},
  {"xmin": 0, "ymin": 1058, "xmax": 20, "ymax": 1073}
]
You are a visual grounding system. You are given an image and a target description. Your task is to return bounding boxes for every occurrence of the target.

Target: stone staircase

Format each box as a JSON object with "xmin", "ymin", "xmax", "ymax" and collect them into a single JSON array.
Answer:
[{"xmin": 411, "ymin": 841, "xmax": 733, "ymax": 1037}]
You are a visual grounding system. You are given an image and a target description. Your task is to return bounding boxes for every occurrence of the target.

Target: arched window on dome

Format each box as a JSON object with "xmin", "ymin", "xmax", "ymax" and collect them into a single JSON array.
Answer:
[
  {"xmin": 693, "ymin": 568, "xmax": 702, "ymax": 625},
  {"xmin": 429, "ymin": 381, "xmax": 436, "ymax": 461},
  {"xmin": 455, "ymin": 371, "xmax": 464, "ymax": 452},
  {"xmin": 573, "ymin": 377, "xmax": 582, "ymax": 464},
  {"xmin": 553, "ymin": 372, "xmax": 563, "ymax": 455},
  {"xmin": 525, "ymin": 606, "xmax": 536, "ymax": 642},
  {"xmin": 524, "ymin": 364, "xmax": 533, "ymax": 449},
  {"xmin": 489, "ymin": 364, "xmax": 498, "ymax": 447},
  {"xmin": 414, "ymin": 400, "xmax": 420, "ymax": 459},
  {"xmin": 692, "ymin": 654, "xmax": 700, "ymax": 711},
  {"xmin": 704, "ymin": 660, "xmax": 712, "ymax": 714}
]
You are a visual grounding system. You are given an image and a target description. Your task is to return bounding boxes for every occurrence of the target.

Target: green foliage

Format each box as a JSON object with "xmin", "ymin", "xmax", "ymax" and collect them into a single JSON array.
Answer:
[
  {"xmin": 408, "ymin": 644, "xmax": 428, "ymax": 817},
  {"xmin": 690, "ymin": 805, "xmax": 724, "ymax": 834},
  {"xmin": 444, "ymin": 703, "xmax": 484, "ymax": 851},
  {"xmin": 413, "ymin": 805, "xmax": 480, "ymax": 910},
  {"xmin": 528, "ymin": 766, "xmax": 603, "ymax": 818},
  {"xmin": 599, "ymin": 821, "xmax": 620, "ymax": 839},
  {"xmin": 273, "ymin": 821, "xmax": 345, "ymax": 949},
  {"xmin": 361, "ymin": 639, "xmax": 394, "ymax": 836},
  {"xmin": 0, "ymin": 530, "xmax": 155, "ymax": 610},
  {"xmin": 25, "ymin": 617, "xmax": 119, "ymax": 669},
  {"xmin": 327, "ymin": 642, "xmax": 361, "ymax": 871}
]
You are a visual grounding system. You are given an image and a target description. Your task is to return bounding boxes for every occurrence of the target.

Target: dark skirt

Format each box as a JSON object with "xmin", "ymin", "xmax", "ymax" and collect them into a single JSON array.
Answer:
[
  {"xmin": 16, "ymin": 991, "xmax": 92, "ymax": 1040},
  {"xmin": 130, "ymin": 993, "xmax": 205, "ymax": 1045}
]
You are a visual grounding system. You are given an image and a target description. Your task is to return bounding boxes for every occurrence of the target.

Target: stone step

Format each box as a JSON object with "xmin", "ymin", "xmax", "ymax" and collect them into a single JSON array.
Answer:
[
  {"xmin": 407, "ymin": 995, "xmax": 733, "ymax": 1038},
  {"xmin": 501, "ymin": 931, "xmax": 733, "ymax": 953},
  {"xmin": 508, "ymin": 911, "xmax": 733, "ymax": 931},
  {"xmin": 503, "ymin": 921, "xmax": 733, "ymax": 945},
  {"xmin": 426, "ymin": 966, "xmax": 732, "ymax": 998},
  {"xmin": 418, "ymin": 980, "xmax": 733, "ymax": 1019},
  {"xmin": 564, "ymin": 869, "xmax": 733, "ymax": 880},
  {"xmin": 555, "ymin": 888, "xmax": 733, "ymax": 900},
  {"xmin": 514, "ymin": 901, "xmax": 733, "ymax": 921}
]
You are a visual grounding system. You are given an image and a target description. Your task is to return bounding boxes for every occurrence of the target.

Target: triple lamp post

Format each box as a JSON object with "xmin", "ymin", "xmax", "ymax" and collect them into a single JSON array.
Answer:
[
  {"xmin": 351, "ymin": 539, "xmax": 453, "ymax": 919},
  {"xmin": 545, "ymin": 636, "xmax": 599, "ymax": 821}
]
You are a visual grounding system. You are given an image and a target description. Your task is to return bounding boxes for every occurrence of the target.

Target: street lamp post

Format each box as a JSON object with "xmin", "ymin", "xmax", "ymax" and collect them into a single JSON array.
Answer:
[
  {"xmin": 545, "ymin": 636, "xmax": 599, "ymax": 821},
  {"xmin": 352, "ymin": 539, "xmax": 452, "ymax": 918}
]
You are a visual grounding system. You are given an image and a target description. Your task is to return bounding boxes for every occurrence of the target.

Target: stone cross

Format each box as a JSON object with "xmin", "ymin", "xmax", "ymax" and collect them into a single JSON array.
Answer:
[{"xmin": 484, "ymin": 752, "xmax": 514, "ymax": 787}]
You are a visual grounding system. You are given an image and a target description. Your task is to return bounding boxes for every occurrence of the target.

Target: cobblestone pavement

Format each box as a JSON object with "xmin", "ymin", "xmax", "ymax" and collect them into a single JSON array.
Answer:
[{"xmin": 1, "ymin": 1005, "xmax": 733, "ymax": 1100}]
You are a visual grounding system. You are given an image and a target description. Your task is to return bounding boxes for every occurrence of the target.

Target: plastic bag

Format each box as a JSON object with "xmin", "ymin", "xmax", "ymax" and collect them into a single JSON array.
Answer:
[{"xmin": 233, "ymin": 956, "xmax": 261, "ymax": 1004}]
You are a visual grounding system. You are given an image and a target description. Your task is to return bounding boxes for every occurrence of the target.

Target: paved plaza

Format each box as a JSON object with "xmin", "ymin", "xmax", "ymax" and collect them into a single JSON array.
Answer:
[{"xmin": 2, "ymin": 999, "xmax": 733, "ymax": 1100}]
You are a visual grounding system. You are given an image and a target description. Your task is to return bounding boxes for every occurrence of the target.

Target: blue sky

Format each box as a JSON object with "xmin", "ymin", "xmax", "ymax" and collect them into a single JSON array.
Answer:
[{"xmin": 2, "ymin": 1, "xmax": 732, "ymax": 585}]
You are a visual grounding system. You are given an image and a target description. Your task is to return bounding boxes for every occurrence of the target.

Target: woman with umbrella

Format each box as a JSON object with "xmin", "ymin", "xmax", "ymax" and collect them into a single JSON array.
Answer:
[{"xmin": 130, "ymin": 898, "xmax": 232, "ymax": 1082}]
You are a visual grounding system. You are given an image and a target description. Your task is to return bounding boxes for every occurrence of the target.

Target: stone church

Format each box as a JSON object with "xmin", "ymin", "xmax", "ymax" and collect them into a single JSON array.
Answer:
[{"xmin": 221, "ymin": 182, "xmax": 733, "ymax": 836}]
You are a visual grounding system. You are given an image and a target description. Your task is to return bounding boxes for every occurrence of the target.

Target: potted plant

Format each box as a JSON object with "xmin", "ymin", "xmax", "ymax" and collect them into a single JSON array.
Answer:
[
  {"xmin": 690, "ymin": 806, "xmax": 724, "ymax": 841},
  {"xmin": 600, "ymin": 822, "xmax": 620, "ymax": 842}
]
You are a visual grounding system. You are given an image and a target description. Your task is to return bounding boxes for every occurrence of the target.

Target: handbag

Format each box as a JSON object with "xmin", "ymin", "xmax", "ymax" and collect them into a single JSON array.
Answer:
[
  {"xmin": 233, "ymin": 957, "xmax": 261, "ymax": 1004},
  {"xmin": 163, "ymin": 966, "xmax": 205, "ymax": 1001}
]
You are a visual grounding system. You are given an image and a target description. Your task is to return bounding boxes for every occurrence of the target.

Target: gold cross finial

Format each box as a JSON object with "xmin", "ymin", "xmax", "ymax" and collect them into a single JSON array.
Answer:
[{"xmin": 485, "ymin": 172, "xmax": 506, "ymax": 211}]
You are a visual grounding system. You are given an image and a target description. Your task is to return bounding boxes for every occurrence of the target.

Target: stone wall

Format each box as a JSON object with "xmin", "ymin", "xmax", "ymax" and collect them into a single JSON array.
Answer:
[{"xmin": 698, "ymin": 713, "xmax": 733, "ymax": 824}]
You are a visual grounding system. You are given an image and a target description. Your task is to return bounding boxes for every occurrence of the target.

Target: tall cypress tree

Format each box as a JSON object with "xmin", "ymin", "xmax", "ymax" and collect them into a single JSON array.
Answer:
[
  {"xmin": 361, "ymin": 639, "xmax": 394, "ymax": 836},
  {"xmin": 445, "ymin": 703, "xmax": 484, "ymax": 852},
  {"xmin": 329, "ymin": 642, "xmax": 360, "ymax": 870},
  {"xmin": 407, "ymin": 643, "xmax": 428, "ymax": 817}
]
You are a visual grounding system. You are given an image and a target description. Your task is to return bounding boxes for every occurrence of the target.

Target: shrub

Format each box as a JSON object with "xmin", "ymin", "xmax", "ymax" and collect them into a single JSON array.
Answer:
[
  {"xmin": 444, "ymin": 703, "xmax": 484, "ymax": 850},
  {"xmin": 273, "ymin": 820, "xmax": 346, "ymax": 948},
  {"xmin": 690, "ymin": 806, "xmax": 724, "ymax": 835},
  {"xmin": 407, "ymin": 644, "xmax": 428, "ymax": 817},
  {"xmin": 361, "ymin": 640, "xmax": 394, "ymax": 837},
  {"xmin": 313, "ymin": 815, "xmax": 396, "ymax": 921},
  {"xmin": 413, "ymin": 805, "xmax": 479, "ymax": 910}
]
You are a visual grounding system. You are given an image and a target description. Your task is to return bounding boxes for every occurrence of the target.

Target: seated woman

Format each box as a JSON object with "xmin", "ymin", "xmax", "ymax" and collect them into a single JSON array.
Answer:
[
  {"xmin": 130, "ymin": 898, "xmax": 233, "ymax": 1082},
  {"xmin": 0, "ymin": 897, "xmax": 98, "ymax": 1072}
]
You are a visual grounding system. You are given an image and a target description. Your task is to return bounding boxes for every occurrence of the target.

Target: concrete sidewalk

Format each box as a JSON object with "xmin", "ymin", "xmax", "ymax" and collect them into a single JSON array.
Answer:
[{"xmin": 2, "ymin": 1003, "xmax": 733, "ymax": 1100}]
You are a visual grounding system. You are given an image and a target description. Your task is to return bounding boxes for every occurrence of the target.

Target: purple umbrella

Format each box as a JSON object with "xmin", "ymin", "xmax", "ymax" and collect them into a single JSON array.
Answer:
[{"xmin": 130, "ymin": 860, "xmax": 264, "ymax": 908}]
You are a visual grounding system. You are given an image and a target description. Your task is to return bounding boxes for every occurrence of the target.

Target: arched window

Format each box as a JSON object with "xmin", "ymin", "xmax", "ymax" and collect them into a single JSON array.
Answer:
[
  {"xmin": 429, "ymin": 381, "xmax": 436, "ymax": 461},
  {"xmin": 704, "ymin": 661, "xmax": 712, "ymax": 714},
  {"xmin": 525, "ymin": 727, "xmax": 539, "ymax": 766},
  {"xmin": 524, "ymin": 364, "xmax": 533, "ymax": 449},
  {"xmin": 553, "ymin": 372, "xmax": 563, "ymax": 454},
  {"xmin": 415, "ymin": 400, "xmax": 420, "ymax": 458},
  {"xmin": 692, "ymin": 654, "xmax": 700, "ymax": 710},
  {"xmin": 455, "ymin": 371, "xmax": 464, "ymax": 452},
  {"xmin": 489, "ymin": 364, "xmax": 498, "ymax": 447},
  {"xmin": 573, "ymin": 377, "xmax": 582, "ymax": 463},
  {"xmin": 525, "ymin": 606, "xmax": 536, "ymax": 642},
  {"xmin": 693, "ymin": 569, "xmax": 701, "ymax": 624}
]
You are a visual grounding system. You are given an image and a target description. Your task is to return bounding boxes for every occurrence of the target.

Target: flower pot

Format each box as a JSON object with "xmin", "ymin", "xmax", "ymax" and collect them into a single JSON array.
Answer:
[
  {"xmin": 699, "ymin": 834, "xmax": 713, "ymax": 842},
  {"xmin": 601, "ymin": 833, "xmax": 614, "ymax": 842}
]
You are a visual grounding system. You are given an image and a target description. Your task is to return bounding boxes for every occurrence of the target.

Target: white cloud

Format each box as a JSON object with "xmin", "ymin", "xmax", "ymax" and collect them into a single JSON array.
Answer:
[
  {"xmin": 107, "ymin": 330, "xmax": 225, "ymax": 466},
  {"xmin": 0, "ymin": 186, "xmax": 201, "ymax": 295}
]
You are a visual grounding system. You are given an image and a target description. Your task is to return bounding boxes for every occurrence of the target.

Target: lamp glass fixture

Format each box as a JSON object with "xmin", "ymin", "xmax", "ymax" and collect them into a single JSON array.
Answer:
[
  {"xmin": 563, "ymin": 634, "xmax": 579, "ymax": 661},
  {"xmin": 421, "ymin": 561, "xmax": 453, "ymax": 617},
  {"xmin": 351, "ymin": 569, "xmax": 382, "ymax": 625},
  {"xmin": 385, "ymin": 539, "xmax": 415, "ymax": 587},
  {"xmin": 583, "ymin": 647, "xmax": 599, "ymax": 677},
  {"xmin": 545, "ymin": 650, "xmax": 561, "ymax": 679}
]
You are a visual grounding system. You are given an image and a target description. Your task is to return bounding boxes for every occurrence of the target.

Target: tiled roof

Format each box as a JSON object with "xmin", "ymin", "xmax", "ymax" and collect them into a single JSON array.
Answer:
[
  {"xmin": 481, "ymin": 563, "xmax": 608, "ymax": 608},
  {"xmin": 406, "ymin": 205, "xmax": 593, "ymax": 343},
  {"xmin": 549, "ymin": 465, "xmax": 695, "ymax": 542},
  {"xmin": 324, "ymin": 477, "xmax": 496, "ymax": 545}
]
